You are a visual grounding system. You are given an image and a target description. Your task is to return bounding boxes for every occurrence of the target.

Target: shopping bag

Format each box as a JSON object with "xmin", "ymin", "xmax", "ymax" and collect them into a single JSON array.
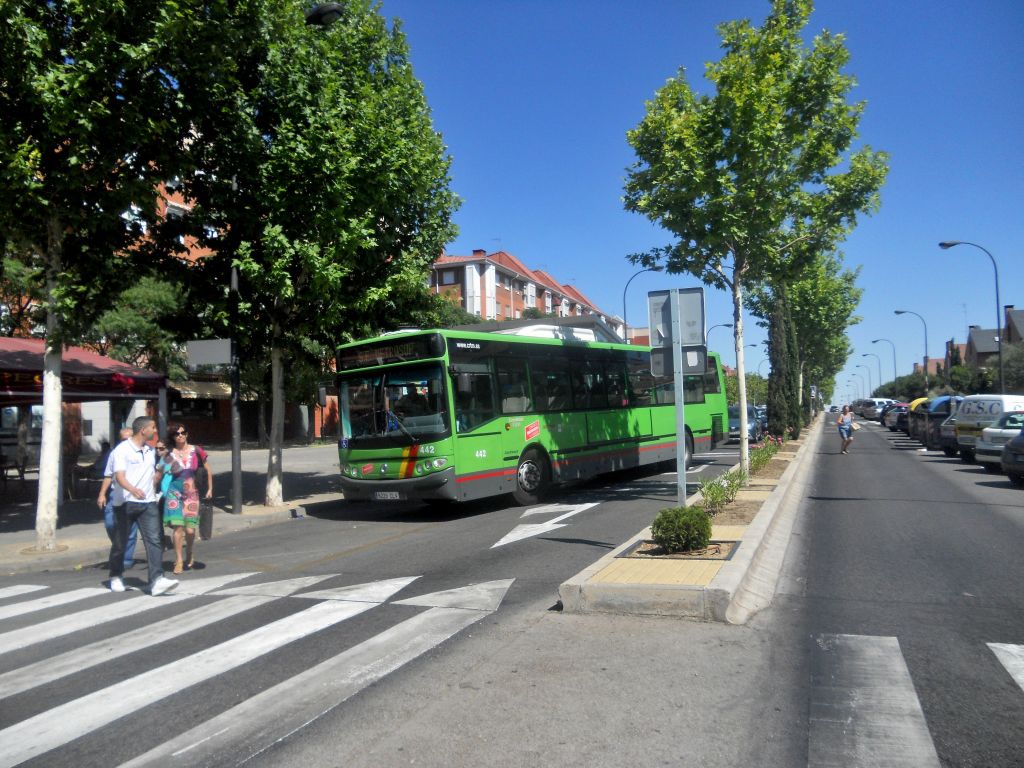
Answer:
[
  {"xmin": 199, "ymin": 501, "xmax": 214, "ymax": 541},
  {"xmin": 851, "ymin": 422, "xmax": 861, "ymax": 431}
]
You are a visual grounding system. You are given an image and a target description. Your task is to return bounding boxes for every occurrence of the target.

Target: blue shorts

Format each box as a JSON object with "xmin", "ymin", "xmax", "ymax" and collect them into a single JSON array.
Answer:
[{"xmin": 838, "ymin": 425, "xmax": 852, "ymax": 439}]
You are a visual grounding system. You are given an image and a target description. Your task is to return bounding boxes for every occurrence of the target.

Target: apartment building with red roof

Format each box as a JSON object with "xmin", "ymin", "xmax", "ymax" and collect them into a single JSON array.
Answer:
[{"xmin": 429, "ymin": 249, "xmax": 623, "ymax": 337}]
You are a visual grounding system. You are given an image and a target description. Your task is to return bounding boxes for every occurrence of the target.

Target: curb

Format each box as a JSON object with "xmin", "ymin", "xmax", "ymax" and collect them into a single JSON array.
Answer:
[{"xmin": 558, "ymin": 415, "xmax": 823, "ymax": 623}]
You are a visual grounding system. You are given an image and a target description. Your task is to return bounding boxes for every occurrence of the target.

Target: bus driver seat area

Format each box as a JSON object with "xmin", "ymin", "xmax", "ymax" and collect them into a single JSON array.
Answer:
[{"xmin": 501, "ymin": 384, "xmax": 530, "ymax": 414}]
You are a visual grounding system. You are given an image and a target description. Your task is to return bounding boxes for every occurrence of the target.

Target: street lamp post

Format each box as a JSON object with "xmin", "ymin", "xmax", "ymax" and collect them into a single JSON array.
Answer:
[
  {"xmin": 862, "ymin": 352, "xmax": 883, "ymax": 392},
  {"xmin": 872, "ymin": 338, "xmax": 898, "ymax": 384},
  {"xmin": 758, "ymin": 358, "xmax": 769, "ymax": 376},
  {"xmin": 857, "ymin": 364, "xmax": 873, "ymax": 397},
  {"xmin": 622, "ymin": 266, "xmax": 662, "ymax": 344},
  {"xmin": 706, "ymin": 322, "xmax": 733, "ymax": 346},
  {"xmin": 895, "ymin": 310, "xmax": 929, "ymax": 391},
  {"xmin": 850, "ymin": 372, "xmax": 865, "ymax": 400},
  {"xmin": 939, "ymin": 240, "xmax": 1004, "ymax": 393}
]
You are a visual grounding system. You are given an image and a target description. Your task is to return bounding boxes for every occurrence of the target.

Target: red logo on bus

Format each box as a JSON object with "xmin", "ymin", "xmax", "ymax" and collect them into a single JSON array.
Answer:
[
  {"xmin": 525, "ymin": 421, "xmax": 541, "ymax": 441},
  {"xmin": 361, "ymin": 463, "xmax": 375, "ymax": 475}
]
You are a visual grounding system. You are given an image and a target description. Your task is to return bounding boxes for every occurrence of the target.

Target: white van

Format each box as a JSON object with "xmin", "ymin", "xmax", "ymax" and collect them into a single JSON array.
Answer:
[{"xmin": 955, "ymin": 394, "xmax": 1024, "ymax": 463}]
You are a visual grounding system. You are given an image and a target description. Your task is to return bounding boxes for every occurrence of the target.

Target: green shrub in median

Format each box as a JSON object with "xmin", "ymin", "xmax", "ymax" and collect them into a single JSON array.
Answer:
[
  {"xmin": 750, "ymin": 441, "xmax": 779, "ymax": 474},
  {"xmin": 651, "ymin": 505, "xmax": 712, "ymax": 554},
  {"xmin": 698, "ymin": 467, "xmax": 747, "ymax": 514}
]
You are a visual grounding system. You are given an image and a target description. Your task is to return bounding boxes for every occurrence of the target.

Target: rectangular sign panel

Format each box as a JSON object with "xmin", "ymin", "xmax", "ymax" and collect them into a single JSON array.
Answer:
[
  {"xmin": 186, "ymin": 339, "xmax": 232, "ymax": 367},
  {"xmin": 647, "ymin": 288, "xmax": 705, "ymax": 348}
]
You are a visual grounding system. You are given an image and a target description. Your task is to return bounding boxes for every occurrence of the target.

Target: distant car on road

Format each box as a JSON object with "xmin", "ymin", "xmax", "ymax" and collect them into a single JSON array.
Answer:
[
  {"xmin": 862, "ymin": 398, "xmax": 896, "ymax": 420},
  {"xmin": 728, "ymin": 405, "xmax": 763, "ymax": 443},
  {"xmin": 976, "ymin": 411, "xmax": 1024, "ymax": 473},
  {"xmin": 829, "ymin": 405, "xmax": 840, "ymax": 413},
  {"xmin": 883, "ymin": 404, "xmax": 909, "ymax": 432}
]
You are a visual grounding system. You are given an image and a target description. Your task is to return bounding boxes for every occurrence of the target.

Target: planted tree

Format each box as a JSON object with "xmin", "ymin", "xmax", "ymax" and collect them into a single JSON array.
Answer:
[
  {"xmin": 173, "ymin": 0, "xmax": 459, "ymax": 505},
  {"xmin": 0, "ymin": 1, "xmax": 191, "ymax": 550},
  {"xmin": 624, "ymin": 0, "xmax": 887, "ymax": 472}
]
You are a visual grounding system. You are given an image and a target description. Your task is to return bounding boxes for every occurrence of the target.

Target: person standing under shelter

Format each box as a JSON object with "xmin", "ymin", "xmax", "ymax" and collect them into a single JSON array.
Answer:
[
  {"xmin": 107, "ymin": 416, "xmax": 178, "ymax": 596},
  {"xmin": 97, "ymin": 427, "xmax": 137, "ymax": 569}
]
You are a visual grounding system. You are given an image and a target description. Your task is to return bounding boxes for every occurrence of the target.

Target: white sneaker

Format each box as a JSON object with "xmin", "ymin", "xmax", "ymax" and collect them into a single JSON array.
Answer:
[
  {"xmin": 150, "ymin": 576, "xmax": 179, "ymax": 596},
  {"xmin": 109, "ymin": 577, "xmax": 126, "ymax": 593}
]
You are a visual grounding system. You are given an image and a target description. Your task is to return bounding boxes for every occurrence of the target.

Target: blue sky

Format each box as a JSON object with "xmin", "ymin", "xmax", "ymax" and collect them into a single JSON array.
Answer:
[{"xmin": 380, "ymin": 0, "xmax": 1023, "ymax": 400}]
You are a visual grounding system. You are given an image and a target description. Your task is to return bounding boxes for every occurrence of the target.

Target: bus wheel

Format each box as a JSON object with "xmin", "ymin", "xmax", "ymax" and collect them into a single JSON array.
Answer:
[
  {"xmin": 685, "ymin": 432, "xmax": 694, "ymax": 469},
  {"xmin": 513, "ymin": 449, "xmax": 550, "ymax": 506}
]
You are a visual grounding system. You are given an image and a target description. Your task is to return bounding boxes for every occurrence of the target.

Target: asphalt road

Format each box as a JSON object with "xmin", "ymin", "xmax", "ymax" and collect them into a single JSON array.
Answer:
[
  {"xmin": 4, "ymin": 427, "xmax": 1021, "ymax": 768},
  {"xmin": 0, "ymin": 445, "xmax": 746, "ymax": 768},
  {"xmin": 774, "ymin": 418, "xmax": 1024, "ymax": 767}
]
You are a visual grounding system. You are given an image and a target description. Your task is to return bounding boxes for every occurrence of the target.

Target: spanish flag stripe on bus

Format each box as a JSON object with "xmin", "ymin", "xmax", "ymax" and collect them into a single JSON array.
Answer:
[{"xmin": 401, "ymin": 444, "xmax": 419, "ymax": 478}]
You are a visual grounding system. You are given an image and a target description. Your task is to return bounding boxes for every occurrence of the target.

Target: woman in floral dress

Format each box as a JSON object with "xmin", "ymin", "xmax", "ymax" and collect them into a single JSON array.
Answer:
[{"xmin": 160, "ymin": 422, "xmax": 212, "ymax": 573}]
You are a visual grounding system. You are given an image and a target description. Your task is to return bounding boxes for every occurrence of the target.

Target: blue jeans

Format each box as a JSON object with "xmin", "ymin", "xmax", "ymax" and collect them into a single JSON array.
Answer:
[
  {"xmin": 109, "ymin": 502, "xmax": 165, "ymax": 589},
  {"xmin": 104, "ymin": 499, "xmax": 138, "ymax": 568}
]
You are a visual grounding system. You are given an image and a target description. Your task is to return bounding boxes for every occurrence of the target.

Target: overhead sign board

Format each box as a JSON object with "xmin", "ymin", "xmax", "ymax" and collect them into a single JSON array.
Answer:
[{"xmin": 186, "ymin": 339, "xmax": 232, "ymax": 368}]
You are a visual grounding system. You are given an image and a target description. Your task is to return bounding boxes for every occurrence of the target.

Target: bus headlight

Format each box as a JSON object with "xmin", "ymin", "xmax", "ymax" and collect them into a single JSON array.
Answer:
[{"xmin": 430, "ymin": 457, "xmax": 448, "ymax": 470}]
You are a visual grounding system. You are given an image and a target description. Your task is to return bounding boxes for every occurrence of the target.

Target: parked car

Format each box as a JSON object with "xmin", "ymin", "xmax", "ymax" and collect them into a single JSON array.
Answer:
[
  {"xmin": 728, "ymin": 405, "xmax": 763, "ymax": 443},
  {"xmin": 976, "ymin": 411, "xmax": 1024, "ymax": 473},
  {"xmin": 878, "ymin": 401, "xmax": 904, "ymax": 425},
  {"xmin": 753, "ymin": 405, "xmax": 768, "ymax": 432},
  {"xmin": 1000, "ymin": 430, "xmax": 1024, "ymax": 487},
  {"xmin": 955, "ymin": 394, "xmax": 1024, "ymax": 463},
  {"xmin": 883, "ymin": 404, "xmax": 909, "ymax": 432},
  {"xmin": 862, "ymin": 398, "xmax": 896, "ymax": 420}
]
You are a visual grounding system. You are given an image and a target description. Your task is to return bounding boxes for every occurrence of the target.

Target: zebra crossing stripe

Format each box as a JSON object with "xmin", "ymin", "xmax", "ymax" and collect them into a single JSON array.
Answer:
[
  {"xmin": 118, "ymin": 579, "xmax": 514, "ymax": 767},
  {"xmin": 0, "ymin": 594, "xmax": 276, "ymax": 701},
  {"xmin": 0, "ymin": 586, "xmax": 411, "ymax": 768},
  {"xmin": 210, "ymin": 573, "xmax": 337, "ymax": 597},
  {"xmin": 0, "ymin": 587, "xmax": 109, "ymax": 622},
  {"xmin": 0, "ymin": 585, "xmax": 47, "ymax": 601},
  {"xmin": 0, "ymin": 573, "xmax": 256, "ymax": 657},
  {"xmin": 809, "ymin": 634, "xmax": 941, "ymax": 768},
  {"xmin": 988, "ymin": 643, "xmax": 1024, "ymax": 693}
]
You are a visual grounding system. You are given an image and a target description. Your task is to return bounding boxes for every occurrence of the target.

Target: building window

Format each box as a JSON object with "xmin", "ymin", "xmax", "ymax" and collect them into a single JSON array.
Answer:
[{"xmin": 441, "ymin": 270, "xmax": 457, "ymax": 285}]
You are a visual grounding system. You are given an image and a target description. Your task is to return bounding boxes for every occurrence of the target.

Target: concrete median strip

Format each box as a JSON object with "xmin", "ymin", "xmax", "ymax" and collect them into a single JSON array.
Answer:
[{"xmin": 558, "ymin": 415, "xmax": 824, "ymax": 624}]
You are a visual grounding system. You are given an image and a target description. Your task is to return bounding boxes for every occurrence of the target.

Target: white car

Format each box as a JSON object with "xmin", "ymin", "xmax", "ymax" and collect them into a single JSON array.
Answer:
[
  {"xmin": 862, "ymin": 398, "xmax": 895, "ymax": 420},
  {"xmin": 976, "ymin": 411, "xmax": 1024, "ymax": 473}
]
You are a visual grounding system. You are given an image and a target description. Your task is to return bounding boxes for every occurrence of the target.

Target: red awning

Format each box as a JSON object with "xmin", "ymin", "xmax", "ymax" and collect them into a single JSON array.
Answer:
[{"xmin": 0, "ymin": 337, "xmax": 167, "ymax": 405}]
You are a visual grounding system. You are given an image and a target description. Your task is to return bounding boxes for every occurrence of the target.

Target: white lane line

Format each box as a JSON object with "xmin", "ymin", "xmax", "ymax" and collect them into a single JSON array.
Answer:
[
  {"xmin": 989, "ymin": 643, "xmax": 1024, "ymax": 693},
  {"xmin": 809, "ymin": 634, "xmax": 941, "ymax": 768},
  {"xmin": 0, "ymin": 594, "xmax": 274, "ymax": 701},
  {"xmin": 211, "ymin": 574, "xmax": 337, "ymax": 597},
  {"xmin": 0, "ymin": 586, "xmax": 47, "ymax": 601},
  {"xmin": 0, "ymin": 573, "xmax": 256, "ymax": 657},
  {"xmin": 118, "ymin": 580, "xmax": 514, "ymax": 768},
  {"xmin": 0, "ymin": 587, "xmax": 108, "ymax": 622},
  {"xmin": 0, "ymin": 596, "xmax": 394, "ymax": 767}
]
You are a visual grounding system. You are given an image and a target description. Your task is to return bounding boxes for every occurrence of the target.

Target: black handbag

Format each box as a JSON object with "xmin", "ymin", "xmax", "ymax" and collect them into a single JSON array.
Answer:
[{"xmin": 199, "ymin": 500, "xmax": 214, "ymax": 541}]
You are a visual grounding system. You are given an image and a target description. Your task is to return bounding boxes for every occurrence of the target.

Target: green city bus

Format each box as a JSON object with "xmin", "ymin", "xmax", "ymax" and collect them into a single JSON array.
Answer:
[{"xmin": 335, "ymin": 327, "xmax": 727, "ymax": 505}]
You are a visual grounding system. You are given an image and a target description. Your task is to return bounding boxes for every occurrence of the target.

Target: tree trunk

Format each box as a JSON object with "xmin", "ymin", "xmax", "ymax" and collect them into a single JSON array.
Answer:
[
  {"xmin": 264, "ymin": 336, "xmax": 285, "ymax": 506},
  {"xmin": 35, "ymin": 225, "xmax": 63, "ymax": 552},
  {"xmin": 732, "ymin": 276, "xmax": 750, "ymax": 475}
]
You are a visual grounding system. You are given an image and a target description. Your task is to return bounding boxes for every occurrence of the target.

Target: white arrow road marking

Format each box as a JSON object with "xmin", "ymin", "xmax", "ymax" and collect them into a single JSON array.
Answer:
[
  {"xmin": 210, "ymin": 573, "xmax": 338, "ymax": 597},
  {"xmin": 0, "ymin": 577, "xmax": 414, "ymax": 768},
  {"xmin": 0, "ymin": 573, "xmax": 257, "ymax": 656},
  {"xmin": 492, "ymin": 503, "xmax": 599, "ymax": 548},
  {"xmin": 392, "ymin": 578, "xmax": 514, "ymax": 611},
  {"xmin": 0, "ymin": 587, "xmax": 108, "ymax": 622},
  {"xmin": 989, "ymin": 643, "xmax": 1024, "ymax": 693},
  {"xmin": 118, "ymin": 579, "xmax": 514, "ymax": 768},
  {"xmin": 809, "ymin": 634, "xmax": 941, "ymax": 768},
  {"xmin": 0, "ymin": 585, "xmax": 47, "ymax": 601}
]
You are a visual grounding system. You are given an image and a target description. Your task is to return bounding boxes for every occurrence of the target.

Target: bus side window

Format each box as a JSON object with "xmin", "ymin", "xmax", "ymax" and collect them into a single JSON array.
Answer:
[
  {"xmin": 452, "ymin": 362, "xmax": 497, "ymax": 433},
  {"xmin": 497, "ymin": 359, "xmax": 533, "ymax": 414}
]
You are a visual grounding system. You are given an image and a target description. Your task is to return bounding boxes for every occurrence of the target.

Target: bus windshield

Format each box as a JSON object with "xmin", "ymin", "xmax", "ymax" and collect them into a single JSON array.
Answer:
[{"xmin": 340, "ymin": 363, "xmax": 450, "ymax": 446}]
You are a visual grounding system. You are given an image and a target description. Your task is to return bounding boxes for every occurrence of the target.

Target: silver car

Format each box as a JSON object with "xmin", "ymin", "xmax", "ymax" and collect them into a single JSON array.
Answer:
[{"xmin": 976, "ymin": 411, "xmax": 1024, "ymax": 473}]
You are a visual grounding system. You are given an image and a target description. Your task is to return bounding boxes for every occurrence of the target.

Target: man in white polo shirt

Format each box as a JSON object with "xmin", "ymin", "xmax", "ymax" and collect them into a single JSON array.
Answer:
[{"xmin": 107, "ymin": 416, "xmax": 178, "ymax": 596}]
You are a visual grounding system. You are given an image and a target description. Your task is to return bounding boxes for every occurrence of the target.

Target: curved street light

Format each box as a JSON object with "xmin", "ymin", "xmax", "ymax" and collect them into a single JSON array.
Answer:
[
  {"xmin": 622, "ymin": 266, "xmax": 663, "ymax": 344},
  {"xmin": 895, "ymin": 310, "xmax": 929, "ymax": 391},
  {"xmin": 862, "ymin": 352, "xmax": 883, "ymax": 391},
  {"xmin": 848, "ymin": 374, "xmax": 863, "ymax": 400},
  {"xmin": 856, "ymin": 363, "xmax": 873, "ymax": 397},
  {"xmin": 706, "ymin": 322, "xmax": 733, "ymax": 346},
  {"xmin": 758, "ymin": 358, "xmax": 770, "ymax": 376},
  {"xmin": 939, "ymin": 240, "xmax": 1004, "ymax": 393},
  {"xmin": 872, "ymin": 338, "xmax": 898, "ymax": 383}
]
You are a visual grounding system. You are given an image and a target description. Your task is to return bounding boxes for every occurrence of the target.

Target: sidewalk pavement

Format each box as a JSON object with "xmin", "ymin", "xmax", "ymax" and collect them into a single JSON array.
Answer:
[{"xmin": 559, "ymin": 413, "xmax": 824, "ymax": 624}]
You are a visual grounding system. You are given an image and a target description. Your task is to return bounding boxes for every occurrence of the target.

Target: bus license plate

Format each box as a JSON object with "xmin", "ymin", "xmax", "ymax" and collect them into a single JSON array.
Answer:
[{"xmin": 374, "ymin": 491, "xmax": 403, "ymax": 501}]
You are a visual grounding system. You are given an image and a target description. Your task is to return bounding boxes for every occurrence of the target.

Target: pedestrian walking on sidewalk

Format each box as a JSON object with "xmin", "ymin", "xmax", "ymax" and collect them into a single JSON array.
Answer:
[
  {"xmin": 97, "ymin": 427, "xmax": 138, "ymax": 569},
  {"xmin": 837, "ymin": 405, "xmax": 855, "ymax": 454},
  {"xmin": 159, "ymin": 422, "xmax": 212, "ymax": 574},
  {"xmin": 107, "ymin": 417, "xmax": 178, "ymax": 596}
]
